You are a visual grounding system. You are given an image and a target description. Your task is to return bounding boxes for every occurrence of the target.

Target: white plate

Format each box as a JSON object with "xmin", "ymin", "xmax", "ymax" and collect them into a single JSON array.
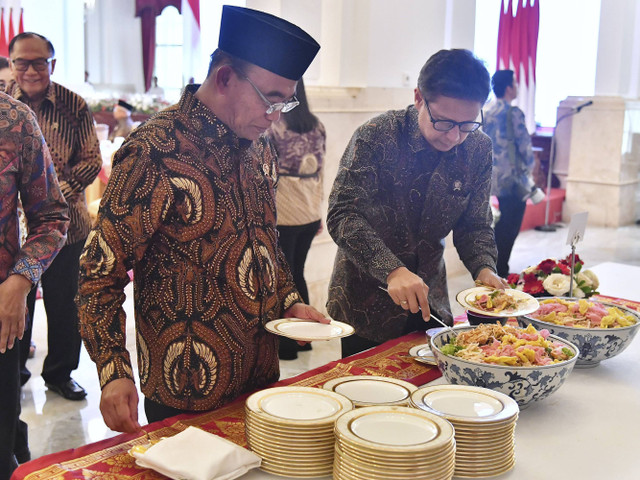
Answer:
[
  {"xmin": 335, "ymin": 406, "xmax": 454, "ymax": 453},
  {"xmin": 246, "ymin": 386, "xmax": 353, "ymax": 425},
  {"xmin": 265, "ymin": 318, "xmax": 355, "ymax": 341},
  {"xmin": 408, "ymin": 344, "xmax": 437, "ymax": 365},
  {"xmin": 411, "ymin": 385, "xmax": 519, "ymax": 424},
  {"xmin": 456, "ymin": 286, "xmax": 539, "ymax": 317},
  {"xmin": 323, "ymin": 376, "xmax": 417, "ymax": 406}
]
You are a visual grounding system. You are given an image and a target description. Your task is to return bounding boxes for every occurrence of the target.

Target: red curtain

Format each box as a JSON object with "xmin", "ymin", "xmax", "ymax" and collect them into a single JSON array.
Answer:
[
  {"xmin": 135, "ymin": 0, "xmax": 181, "ymax": 92},
  {"xmin": 0, "ymin": 8, "xmax": 8, "ymax": 57},
  {"xmin": 496, "ymin": 0, "xmax": 539, "ymax": 87},
  {"xmin": 496, "ymin": 0, "xmax": 540, "ymax": 132}
]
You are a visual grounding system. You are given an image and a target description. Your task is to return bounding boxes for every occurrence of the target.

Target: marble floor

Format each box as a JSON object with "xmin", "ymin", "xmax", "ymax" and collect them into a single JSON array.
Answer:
[{"xmin": 19, "ymin": 222, "xmax": 640, "ymax": 461}]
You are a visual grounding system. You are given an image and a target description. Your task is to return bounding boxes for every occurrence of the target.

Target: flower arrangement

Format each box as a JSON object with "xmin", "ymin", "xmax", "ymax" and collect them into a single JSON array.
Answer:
[{"xmin": 507, "ymin": 254, "xmax": 599, "ymax": 298}]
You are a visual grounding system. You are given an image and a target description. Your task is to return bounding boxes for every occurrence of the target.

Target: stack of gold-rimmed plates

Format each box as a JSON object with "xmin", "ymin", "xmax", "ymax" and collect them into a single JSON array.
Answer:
[
  {"xmin": 333, "ymin": 405, "xmax": 456, "ymax": 480},
  {"xmin": 323, "ymin": 375, "xmax": 418, "ymax": 407},
  {"xmin": 410, "ymin": 385, "xmax": 519, "ymax": 478},
  {"xmin": 245, "ymin": 386, "xmax": 353, "ymax": 478}
]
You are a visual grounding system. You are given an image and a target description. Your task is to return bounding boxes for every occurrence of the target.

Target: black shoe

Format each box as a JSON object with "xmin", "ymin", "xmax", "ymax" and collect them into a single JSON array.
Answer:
[
  {"xmin": 45, "ymin": 379, "xmax": 87, "ymax": 401},
  {"xmin": 298, "ymin": 343, "xmax": 312, "ymax": 351}
]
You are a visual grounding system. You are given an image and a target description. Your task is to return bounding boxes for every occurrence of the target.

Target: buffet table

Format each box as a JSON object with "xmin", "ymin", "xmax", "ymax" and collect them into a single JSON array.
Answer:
[{"xmin": 12, "ymin": 263, "xmax": 640, "ymax": 480}]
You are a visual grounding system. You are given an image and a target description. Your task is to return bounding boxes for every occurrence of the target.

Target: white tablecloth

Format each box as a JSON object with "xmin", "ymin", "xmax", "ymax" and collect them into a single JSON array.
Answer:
[{"xmin": 240, "ymin": 262, "xmax": 640, "ymax": 480}]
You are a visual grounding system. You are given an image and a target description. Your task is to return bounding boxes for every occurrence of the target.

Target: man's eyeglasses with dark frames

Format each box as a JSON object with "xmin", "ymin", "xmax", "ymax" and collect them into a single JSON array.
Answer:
[
  {"xmin": 424, "ymin": 99, "xmax": 483, "ymax": 133},
  {"xmin": 237, "ymin": 71, "xmax": 299, "ymax": 115},
  {"xmin": 12, "ymin": 58, "xmax": 53, "ymax": 72}
]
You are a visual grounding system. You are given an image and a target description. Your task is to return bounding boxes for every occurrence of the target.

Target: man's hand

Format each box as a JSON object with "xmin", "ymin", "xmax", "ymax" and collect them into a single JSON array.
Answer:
[
  {"xmin": 0, "ymin": 274, "xmax": 32, "ymax": 353},
  {"xmin": 100, "ymin": 378, "xmax": 141, "ymax": 433},
  {"xmin": 386, "ymin": 267, "xmax": 431, "ymax": 321},
  {"xmin": 283, "ymin": 302, "xmax": 331, "ymax": 347},
  {"xmin": 476, "ymin": 268, "xmax": 510, "ymax": 289}
]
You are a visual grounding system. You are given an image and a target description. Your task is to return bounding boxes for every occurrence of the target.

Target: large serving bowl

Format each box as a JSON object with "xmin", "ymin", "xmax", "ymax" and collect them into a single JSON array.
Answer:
[
  {"xmin": 521, "ymin": 297, "xmax": 640, "ymax": 368},
  {"xmin": 430, "ymin": 326, "xmax": 579, "ymax": 409}
]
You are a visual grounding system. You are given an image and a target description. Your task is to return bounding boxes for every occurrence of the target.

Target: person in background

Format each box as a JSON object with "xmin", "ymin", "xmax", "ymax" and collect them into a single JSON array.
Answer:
[
  {"xmin": 6, "ymin": 32, "xmax": 102, "ymax": 401},
  {"xmin": 77, "ymin": 6, "xmax": 324, "ymax": 433},
  {"xmin": 327, "ymin": 49, "xmax": 508, "ymax": 358},
  {"xmin": 482, "ymin": 70, "xmax": 536, "ymax": 278},
  {"xmin": 109, "ymin": 99, "xmax": 135, "ymax": 141},
  {"xmin": 266, "ymin": 79, "xmax": 325, "ymax": 360},
  {"xmin": 0, "ymin": 57, "xmax": 12, "ymax": 90},
  {"xmin": 147, "ymin": 76, "xmax": 165, "ymax": 98},
  {"xmin": 0, "ymin": 91, "xmax": 69, "ymax": 480}
]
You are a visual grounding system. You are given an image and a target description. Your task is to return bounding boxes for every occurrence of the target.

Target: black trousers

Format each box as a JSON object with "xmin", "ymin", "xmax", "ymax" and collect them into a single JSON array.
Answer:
[
  {"xmin": 276, "ymin": 220, "xmax": 321, "ymax": 304},
  {"xmin": 19, "ymin": 287, "xmax": 37, "ymax": 386},
  {"xmin": 341, "ymin": 311, "xmax": 446, "ymax": 359},
  {"xmin": 495, "ymin": 195, "xmax": 527, "ymax": 278},
  {"xmin": 0, "ymin": 341, "xmax": 22, "ymax": 480},
  {"xmin": 144, "ymin": 398, "xmax": 196, "ymax": 424},
  {"xmin": 37, "ymin": 240, "xmax": 85, "ymax": 384},
  {"xmin": 277, "ymin": 221, "xmax": 321, "ymax": 357}
]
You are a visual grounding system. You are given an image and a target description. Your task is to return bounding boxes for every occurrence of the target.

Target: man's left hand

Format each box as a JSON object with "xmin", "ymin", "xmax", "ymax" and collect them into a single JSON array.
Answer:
[{"xmin": 476, "ymin": 268, "xmax": 510, "ymax": 289}]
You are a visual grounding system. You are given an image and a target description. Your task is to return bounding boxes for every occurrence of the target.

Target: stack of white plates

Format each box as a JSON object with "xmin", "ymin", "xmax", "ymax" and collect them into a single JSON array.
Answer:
[
  {"xmin": 245, "ymin": 386, "xmax": 353, "ymax": 478},
  {"xmin": 410, "ymin": 385, "xmax": 519, "ymax": 478},
  {"xmin": 333, "ymin": 405, "xmax": 456, "ymax": 480},
  {"xmin": 323, "ymin": 375, "xmax": 418, "ymax": 407}
]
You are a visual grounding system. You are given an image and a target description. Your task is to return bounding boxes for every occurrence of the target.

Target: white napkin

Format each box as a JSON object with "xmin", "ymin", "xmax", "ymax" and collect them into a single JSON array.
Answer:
[{"xmin": 132, "ymin": 426, "xmax": 261, "ymax": 480}]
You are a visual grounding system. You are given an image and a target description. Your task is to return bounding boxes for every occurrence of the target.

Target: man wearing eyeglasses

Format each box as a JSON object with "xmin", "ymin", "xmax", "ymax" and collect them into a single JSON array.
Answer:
[
  {"xmin": 77, "ymin": 6, "xmax": 324, "ymax": 433},
  {"xmin": 327, "ymin": 49, "xmax": 509, "ymax": 357},
  {"xmin": 6, "ymin": 32, "xmax": 102, "ymax": 401}
]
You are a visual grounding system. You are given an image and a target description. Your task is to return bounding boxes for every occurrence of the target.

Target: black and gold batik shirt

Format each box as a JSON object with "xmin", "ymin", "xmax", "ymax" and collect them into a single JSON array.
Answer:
[{"xmin": 327, "ymin": 105, "xmax": 498, "ymax": 343}]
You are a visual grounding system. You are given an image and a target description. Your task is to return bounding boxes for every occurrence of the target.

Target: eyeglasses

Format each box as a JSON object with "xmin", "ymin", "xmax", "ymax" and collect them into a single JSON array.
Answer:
[
  {"xmin": 240, "ymin": 73, "xmax": 299, "ymax": 115},
  {"xmin": 12, "ymin": 58, "xmax": 53, "ymax": 72},
  {"xmin": 424, "ymin": 99, "xmax": 483, "ymax": 133}
]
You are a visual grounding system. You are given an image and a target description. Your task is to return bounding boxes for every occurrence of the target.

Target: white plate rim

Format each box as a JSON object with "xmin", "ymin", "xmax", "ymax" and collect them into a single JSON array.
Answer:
[
  {"xmin": 456, "ymin": 287, "xmax": 539, "ymax": 317},
  {"xmin": 264, "ymin": 318, "xmax": 355, "ymax": 341},
  {"xmin": 322, "ymin": 375, "xmax": 417, "ymax": 406}
]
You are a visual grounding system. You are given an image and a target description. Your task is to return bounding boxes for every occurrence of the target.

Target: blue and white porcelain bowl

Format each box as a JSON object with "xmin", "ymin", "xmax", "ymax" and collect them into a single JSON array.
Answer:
[
  {"xmin": 521, "ymin": 298, "xmax": 640, "ymax": 368},
  {"xmin": 430, "ymin": 326, "xmax": 579, "ymax": 409}
]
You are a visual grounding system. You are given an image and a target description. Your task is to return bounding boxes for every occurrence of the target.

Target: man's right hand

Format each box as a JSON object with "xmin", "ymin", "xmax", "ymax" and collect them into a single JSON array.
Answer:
[
  {"xmin": 100, "ymin": 378, "xmax": 141, "ymax": 433},
  {"xmin": 386, "ymin": 266, "xmax": 431, "ymax": 320}
]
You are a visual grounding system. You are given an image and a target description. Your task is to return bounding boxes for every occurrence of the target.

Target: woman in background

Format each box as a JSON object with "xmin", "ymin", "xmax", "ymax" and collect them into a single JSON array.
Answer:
[{"xmin": 267, "ymin": 79, "xmax": 326, "ymax": 360}]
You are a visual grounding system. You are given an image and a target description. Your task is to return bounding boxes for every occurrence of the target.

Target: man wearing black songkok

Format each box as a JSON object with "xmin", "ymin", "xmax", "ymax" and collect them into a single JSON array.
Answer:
[{"xmin": 77, "ymin": 5, "xmax": 324, "ymax": 432}]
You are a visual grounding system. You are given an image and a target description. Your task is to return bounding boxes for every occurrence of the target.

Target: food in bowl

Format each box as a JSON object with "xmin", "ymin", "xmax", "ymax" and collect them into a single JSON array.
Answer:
[
  {"xmin": 532, "ymin": 298, "xmax": 637, "ymax": 328},
  {"xmin": 440, "ymin": 323, "xmax": 575, "ymax": 366},
  {"xmin": 522, "ymin": 297, "xmax": 640, "ymax": 367},
  {"xmin": 430, "ymin": 325, "xmax": 579, "ymax": 408}
]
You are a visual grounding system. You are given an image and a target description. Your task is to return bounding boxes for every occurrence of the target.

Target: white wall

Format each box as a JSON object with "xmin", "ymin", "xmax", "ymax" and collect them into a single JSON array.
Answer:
[{"xmin": 21, "ymin": 0, "xmax": 86, "ymax": 91}]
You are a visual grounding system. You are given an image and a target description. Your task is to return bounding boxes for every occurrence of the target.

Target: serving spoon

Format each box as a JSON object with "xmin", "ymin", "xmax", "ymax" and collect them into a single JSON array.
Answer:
[{"xmin": 377, "ymin": 286, "xmax": 452, "ymax": 331}]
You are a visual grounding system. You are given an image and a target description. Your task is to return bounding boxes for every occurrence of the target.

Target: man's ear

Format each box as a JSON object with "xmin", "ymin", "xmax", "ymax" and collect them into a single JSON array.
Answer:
[
  {"xmin": 50, "ymin": 58, "xmax": 56, "ymax": 75},
  {"xmin": 214, "ymin": 64, "xmax": 233, "ymax": 92},
  {"xmin": 414, "ymin": 88, "xmax": 423, "ymax": 109}
]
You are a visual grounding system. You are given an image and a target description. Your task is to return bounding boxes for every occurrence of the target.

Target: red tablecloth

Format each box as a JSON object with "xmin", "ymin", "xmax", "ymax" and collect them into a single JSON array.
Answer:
[
  {"xmin": 13, "ymin": 332, "xmax": 439, "ymax": 480},
  {"xmin": 14, "ymin": 294, "xmax": 638, "ymax": 479}
]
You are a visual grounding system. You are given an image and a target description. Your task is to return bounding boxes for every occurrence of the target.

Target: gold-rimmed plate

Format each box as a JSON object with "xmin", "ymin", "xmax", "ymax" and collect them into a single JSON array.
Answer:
[
  {"xmin": 265, "ymin": 318, "xmax": 355, "ymax": 341},
  {"xmin": 456, "ymin": 286, "xmax": 539, "ymax": 317},
  {"xmin": 323, "ymin": 376, "xmax": 417, "ymax": 407},
  {"xmin": 407, "ymin": 344, "xmax": 437, "ymax": 365}
]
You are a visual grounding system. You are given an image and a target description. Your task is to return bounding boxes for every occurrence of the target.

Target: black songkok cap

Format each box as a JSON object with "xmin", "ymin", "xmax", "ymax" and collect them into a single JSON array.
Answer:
[
  {"xmin": 218, "ymin": 5, "xmax": 320, "ymax": 81},
  {"xmin": 117, "ymin": 99, "xmax": 134, "ymax": 111}
]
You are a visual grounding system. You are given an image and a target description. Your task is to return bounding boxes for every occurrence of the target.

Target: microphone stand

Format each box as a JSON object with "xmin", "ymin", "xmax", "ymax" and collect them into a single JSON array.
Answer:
[{"xmin": 535, "ymin": 101, "xmax": 593, "ymax": 232}]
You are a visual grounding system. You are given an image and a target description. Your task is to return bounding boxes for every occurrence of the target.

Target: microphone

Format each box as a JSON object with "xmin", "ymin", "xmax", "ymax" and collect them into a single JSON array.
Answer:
[{"xmin": 574, "ymin": 100, "xmax": 593, "ymax": 113}]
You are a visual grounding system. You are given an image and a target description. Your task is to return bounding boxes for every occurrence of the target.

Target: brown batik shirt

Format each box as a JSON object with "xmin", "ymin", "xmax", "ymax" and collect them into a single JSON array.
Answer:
[
  {"xmin": 6, "ymin": 80, "xmax": 102, "ymax": 245},
  {"xmin": 327, "ymin": 105, "xmax": 498, "ymax": 343},
  {"xmin": 77, "ymin": 85, "xmax": 302, "ymax": 411}
]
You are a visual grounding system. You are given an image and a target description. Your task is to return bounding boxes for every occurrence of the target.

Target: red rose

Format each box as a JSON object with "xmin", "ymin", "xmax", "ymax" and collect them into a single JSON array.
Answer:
[
  {"xmin": 507, "ymin": 273, "xmax": 521, "ymax": 286},
  {"xmin": 523, "ymin": 278, "xmax": 545, "ymax": 294},
  {"xmin": 556, "ymin": 263, "xmax": 571, "ymax": 275},
  {"xmin": 537, "ymin": 259, "xmax": 557, "ymax": 275}
]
